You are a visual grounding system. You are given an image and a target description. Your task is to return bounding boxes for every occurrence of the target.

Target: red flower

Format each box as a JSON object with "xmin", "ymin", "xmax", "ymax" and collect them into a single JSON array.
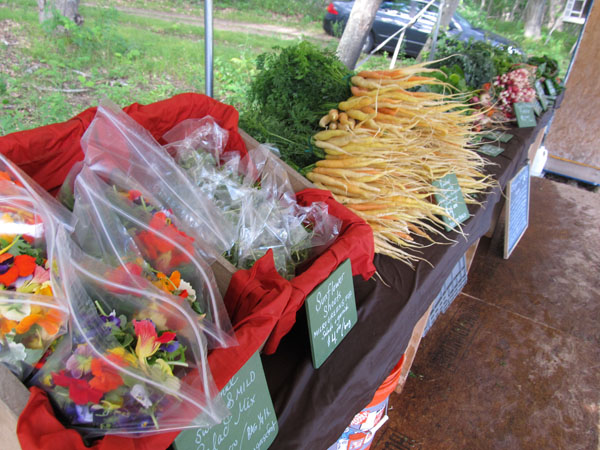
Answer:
[
  {"xmin": 136, "ymin": 212, "xmax": 195, "ymax": 272},
  {"xmin": 132, "ymin": 319, "xmax": 176, "ymax": 366},
  {"xmin": 88, "ymin": 357, "xmax": 124, "ymax": 393},
  {"xmin": 52, "ymin": 371, "xmax": 104, "ymax": 405},
  {"xmin": 0, "ymin": 254, "xmax": 37, "ymax": 287},
  {"xmin": 128, "ymin": 190, "xmax": 142, "ymax": 202},
  {"xmin": 106, "ymin": 262, "xmax": 144, "ymax": 295}
]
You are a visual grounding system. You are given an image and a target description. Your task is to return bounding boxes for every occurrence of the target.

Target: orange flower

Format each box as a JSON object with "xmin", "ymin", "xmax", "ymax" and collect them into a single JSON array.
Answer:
[
  {"xmin": 153, "ymin": 270, "xmax": 181, "ymax": 294},
  {"xmin": 14, "ymin": 305, "xmax": 64, "ymax": 336},
  {"xmin": 0, "ymin": 171, "xmax": 22, "ymax": 187},
  {"xmin": 0, "ymin": 254, "xmax": 37, "ymax": 287},
  {"xmin": 88, "ymin": 357, "xmax": 125, "ymax": 393}
]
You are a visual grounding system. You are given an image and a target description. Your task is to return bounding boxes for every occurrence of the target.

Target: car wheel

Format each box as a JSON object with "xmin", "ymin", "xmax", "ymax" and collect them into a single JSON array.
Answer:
[{"xmin": 361, "ymin": 32, "xmax": 374, "ymax": 54}]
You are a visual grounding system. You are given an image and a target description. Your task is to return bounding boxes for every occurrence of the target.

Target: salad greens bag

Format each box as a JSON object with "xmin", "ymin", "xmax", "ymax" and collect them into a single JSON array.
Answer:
[
  {"xmin": 0, "ymin": 154, "xmax": 71, "ymax": 380},
  {"xmin": 32, "ymin": 228, "xmax": 227, "ymax": 437},
  {"xmin": 163, "ymin": 117, "xmax": 342, "ymax": 279},
  {"xmin": 69, "ymin": 165, "xmax": 236, "ymax": 349}
]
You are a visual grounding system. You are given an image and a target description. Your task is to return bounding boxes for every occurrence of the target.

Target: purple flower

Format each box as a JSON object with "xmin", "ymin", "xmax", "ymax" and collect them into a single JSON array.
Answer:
[
  {"xmin": 160, "ymin": 339, "xmax": 179, "ymax": 353},
  {"xmin": 100, "ymin": 310, "xmax": 121, "ymax": 328},
  {"xmin": 66, "ymin": 344, "xmax": 94, "ymax": 378}
]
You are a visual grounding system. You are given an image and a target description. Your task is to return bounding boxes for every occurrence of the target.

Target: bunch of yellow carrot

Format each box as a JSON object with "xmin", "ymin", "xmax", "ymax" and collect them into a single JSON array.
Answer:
[{"xmin": 306, "ymin": 62, "xmax": 495, "ymax": 265}]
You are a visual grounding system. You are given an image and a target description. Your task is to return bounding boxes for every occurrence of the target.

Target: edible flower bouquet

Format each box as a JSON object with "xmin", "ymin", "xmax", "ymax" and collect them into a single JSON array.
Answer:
[
  {"xmin": 68, "ymin": 165, "xmax": 235, "ymax": 349},
  {"xmin": 32, "ymin": 229, "xmax": 226, "ymax": 436},
  {"xmin": 79, "ymin": 100, "xmax": 236, "ymax": 260},
  {"xmin": 163, "ymin": 117, "xmax": 342, "ymax": 279},
  {"xmin": 0, "ymin": 155, "xmax": 70, "ymax": 379}
]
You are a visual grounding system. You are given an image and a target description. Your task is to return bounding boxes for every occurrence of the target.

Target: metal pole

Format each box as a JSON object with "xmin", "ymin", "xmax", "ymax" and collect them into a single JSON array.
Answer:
[
  {"xmin": 428, "ymin": 0, "xmax": 445, "ymax": 61},
  {"xmin": 205, "ymin": 0, "xmax": 214, "ymax": 97}
]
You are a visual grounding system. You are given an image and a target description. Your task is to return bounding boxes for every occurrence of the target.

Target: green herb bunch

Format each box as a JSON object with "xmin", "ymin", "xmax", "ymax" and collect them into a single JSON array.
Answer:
[
  {"xmin": 239, "ymin": 41, "xmax": 353, "ymax": 170},
  {"xmin": 432, "ymin": 37, "xmax": 524, "ymax": 90}
]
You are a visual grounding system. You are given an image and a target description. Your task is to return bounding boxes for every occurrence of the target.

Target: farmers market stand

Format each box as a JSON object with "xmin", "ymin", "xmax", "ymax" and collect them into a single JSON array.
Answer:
[
  {"xmin": 0, "ymin": 99, "xmax": 552, "ymax": 450},
  {"xmin": 261, "ymin": 110, "xmax": 553, "ymax": 449}
]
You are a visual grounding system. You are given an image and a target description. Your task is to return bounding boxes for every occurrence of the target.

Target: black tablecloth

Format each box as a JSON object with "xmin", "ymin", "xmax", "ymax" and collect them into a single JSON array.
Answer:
[{"xmin": 262, "ymin": 112, "xmax": 553, "ymax": 450}]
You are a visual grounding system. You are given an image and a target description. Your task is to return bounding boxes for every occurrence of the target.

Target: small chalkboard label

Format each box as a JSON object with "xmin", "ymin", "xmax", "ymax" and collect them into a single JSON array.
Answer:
[
  {"xmin": 305, "ymin": 258, "xmax": 357, "ymax": 369},
  {"xmin": 545, "ymin": 79, "xmax": 557, "ymax": 96},
  {"xmin": 477, "ymin": 143, "xmax": 505, "ymax": 157},
  {"xmin": 532, "ymin": 100, "xmax": 543, "ymax": 116},
  {"xmin": 514, "ymin": 102, "xmax": 537, "ymax": 128},
  {"xmin": 504, "ymin": 164, "xmax": 530, "ymax": 259},
  {"xmin": 433, "ymin": 173, "xmax": 470, "ymax": 232},
  {"xmin": 535, "ymin": 80, "xmax": 549, "ymax": 110},
  {"xmin": 482, "ymin": 131, "xmax": 513, "ymax": 143},
  {"xmin": 173, "ymin": 352, "xmax": 278, "ymax": 450}
]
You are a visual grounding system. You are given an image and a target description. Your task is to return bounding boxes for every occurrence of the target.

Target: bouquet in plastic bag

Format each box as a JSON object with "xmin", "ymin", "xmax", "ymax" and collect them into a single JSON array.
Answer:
[
  {"xmin": 68, "ymin": 165, "xmax": 235, "ymax": 349},
  {"xmin": 69, "ymin": 99, "xmax": 236, "ymax": 262},
  {"xmin": 163, "ymin": 117, "xmax": 342, "ymax": 279},
  {"xmin": 0, "ymin": 154, "xmax": 70, "ymax": 379},
  {"xmin": 32, "ymin": 228, "xmax": 227, "ymax": 436}
]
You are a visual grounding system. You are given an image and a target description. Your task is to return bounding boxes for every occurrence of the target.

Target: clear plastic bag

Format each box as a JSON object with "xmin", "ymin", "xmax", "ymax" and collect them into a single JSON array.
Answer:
[
  {"xmin": 162, "ymin": 118, "xmax": 343, "ymax": 279},
  {"xmin": 80, "ymin": 100, "xmax": 235, "ymax": 261},
  {"xmin": 32, "ymin": 228, "xmax": 227, "ymax": 437},
  {"xmin": 69, "ymin": 165, "xmax": 235, "ymax": 349},
  {"xmin": 0, "ymin": 293, "xmax": 68, "ymax": 380},
  {"xmin": 0, "ymin": 154, "xmax": 72, "ymax": 379}
]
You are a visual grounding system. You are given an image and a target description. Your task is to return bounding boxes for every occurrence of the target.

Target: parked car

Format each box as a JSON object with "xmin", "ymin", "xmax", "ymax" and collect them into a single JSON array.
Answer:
[{"xmin": 323, "ymin": 1, "xmax": 522, "ymax": 57}]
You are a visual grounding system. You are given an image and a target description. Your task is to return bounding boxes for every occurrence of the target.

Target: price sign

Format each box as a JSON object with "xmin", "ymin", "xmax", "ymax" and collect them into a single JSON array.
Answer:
[
  {"xmin": 532, "ymin": 99, "xmax": 543, "ymax": 116},
  {"xmin": 514, "ymin": 102, "xmax": 537, "ymax": 128},
  {"xmin": 482, "ymin": 131, "xmax": 513, "ymax": 143},
  {"xmin": 545, "ymin": 79, "xmax": 557, "ymax": 97},
  {"xmin": 535, "ymin": 80, "xmax": 549, "ymax": 111},
  {"xmin": 504, "ymin": 164, "xmax": 530, "ymax": 259},
  {"xmin": 433, "ymin": 173, "xmax": 470, "ymax": 232},
  {"xmin": 476, "ymin": 143, "xmax": 505, "ymax": 157},
  {"xmin": 173, "ymin": 352, "xmax": 278, "ymax": 450},
  {"xmin": 305, "ymin": 259, "xmax": 357, "ymax": 369}
]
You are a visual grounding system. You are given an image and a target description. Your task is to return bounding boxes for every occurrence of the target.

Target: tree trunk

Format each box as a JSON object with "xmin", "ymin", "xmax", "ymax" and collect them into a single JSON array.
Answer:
[
  {"xmin": 508, "ymin": 0, "xmax": 522, "ymax": 21},
  {"xmin": 523, "ymin": 0, "xmax": 547, "ymax": 39},
  {"xmin": 38, "ymin": 0, "xmax": 82, "ymax": 24},
  {"xmin": 336, "ymin": 0, "xmax": 383, "ymax": 70},
  {"xmin": 546, "ymin": 0, "xmax": 565, "ymax": 29},
  {"xmin": 439, "ymin": 0, "xmax": 460, "ymax": 29},
  {"xmin": 417, "ymin": 0, "xmax": 460, "ymax": 61}
]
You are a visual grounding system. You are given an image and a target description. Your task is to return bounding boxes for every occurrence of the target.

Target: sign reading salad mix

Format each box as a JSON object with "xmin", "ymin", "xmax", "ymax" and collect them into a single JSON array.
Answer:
[
  {"xmin": 305, "ymin": 258, "xmax": 357, "ymax": 369},
  {"xmin": 173, "ymin": 352, "xmax": 278, "ymax": 450}
]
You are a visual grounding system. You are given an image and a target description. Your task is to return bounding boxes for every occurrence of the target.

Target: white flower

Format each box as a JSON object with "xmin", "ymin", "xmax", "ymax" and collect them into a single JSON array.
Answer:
[
  {"xmin": 0, "ymin": 303, "xmax": 31, "ymax": 322},
  {"xmin": 130, "ymin": 384, "xmax": 153, "ymax": 409},
  {"xmin": 178, "ymin": 279, "xmax": 197, "ymax": 302}
]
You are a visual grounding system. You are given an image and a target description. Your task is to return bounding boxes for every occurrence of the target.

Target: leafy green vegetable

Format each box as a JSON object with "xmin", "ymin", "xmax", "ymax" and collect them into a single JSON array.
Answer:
[
  {"xmin": 239, "ymin": 41, "xmax": 353, "ymax": 169},
  {"xmin": 432, "ymin": 36, "xmax": 524, "ymax": 90}
]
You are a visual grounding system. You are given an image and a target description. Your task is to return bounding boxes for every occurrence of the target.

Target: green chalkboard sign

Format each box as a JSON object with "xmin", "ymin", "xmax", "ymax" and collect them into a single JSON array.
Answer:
[
  {"xmin": 433, "ymin": 173, "xmax": 470, "ymax": 232},
  {"xmin": 305, "ymin": 258, "xmax": 357, "ymax": 369},
  {"xmin": 545, "ymin": 79, "xmax": 557, "ymax": 97},
  {"xmin": 514, "ymin": 102, "xmax": 537, "ymax": 128},
  {"xmin": 173, "ymin": 352, "xmax": 278, "ymax": 450},
  {"xmin": 477, "ymin": 143, "xmax": 505, "ymax": 157},
  {"xmin": 532, "ymin": 99, "xmax": 543, "ymax": 116},
  {"xmin": 535, "ymin": 80, "xmax": 549, "ymax": 111},
  {"xmin": 504, "ymin": 164, "xmax": 530, "ymax": 259},
  {"xmin": 482, "ymin": 131, "xmax": 513, "ymax": 143}
]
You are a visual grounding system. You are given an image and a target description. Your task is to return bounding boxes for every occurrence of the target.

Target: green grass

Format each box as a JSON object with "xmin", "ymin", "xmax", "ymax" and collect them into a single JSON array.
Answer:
[
  {"xmin": 0, "ymin": 1, "xmax": 300, "ymax": 134},
  {"xmin": 0, "ymin": 0, "xmax": 579, "ymax": 136}
]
